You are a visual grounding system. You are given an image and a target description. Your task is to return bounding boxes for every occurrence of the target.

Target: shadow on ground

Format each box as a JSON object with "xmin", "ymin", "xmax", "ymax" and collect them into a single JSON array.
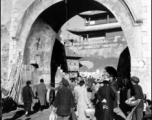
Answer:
[
  {"xmin": 3, "ymin": 110, "xmax": 41, "ymax": 120},
  {"xmin": 3, "ymin": 102, "xmax": 51, "ymax": 120}
]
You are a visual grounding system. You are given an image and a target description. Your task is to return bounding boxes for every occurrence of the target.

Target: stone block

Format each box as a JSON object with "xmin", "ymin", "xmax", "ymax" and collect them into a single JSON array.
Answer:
[
  {"xmin": 147, "ymin": 6, "xmax": 151, "ymax": 13},
  {"xmin": 142, "ymin": 51, "xmax": 151, "ymax": 57},
  {"xmin": 142, "ymin": 36, "xmax": 149, "ymax": 43},
  {"xmin": 141, "ymin": 24, "xmax": 148, "ymax": 31},
  {"xmin": 146, "ymin": 58, "xmax": 151, "ymax": 65},
  {"xmin": 147, "ymin": 30, "xmax": 151, "ymax": 37},
  {"xmin": 143, "ymin": 19, "xmax": 147, "ymax": 24},
  {"xmin": 11, "ymin": 18, "xmax": 16, "ymax": 22},
  {"xmin": 142, "ymin": 43, "xmax": 148, "ymax": 51},
  {"xmin": 142, "ymin": 12, "xmax": 148, "ymax": 19},
  {"xmin": 142, "ymin": 6, "xmax": 147, "ymax": 13},
  {"xmin": 142, "ymin": 31, "xmax": 148, "ymax": 36},
  {"xmin": 13, "ymin": 12, "xmax": 18, "ymax": 17},
  {"xmin": 146, "ymin": 0, "xmax": 151, "ymax": 6},
  {"xmin": 147, "ymin": 43, "xmax": 151, "ymax": 51},
  {"xmin": 141, "ymin": 0, "xmax": 147, "ymax": 6}
]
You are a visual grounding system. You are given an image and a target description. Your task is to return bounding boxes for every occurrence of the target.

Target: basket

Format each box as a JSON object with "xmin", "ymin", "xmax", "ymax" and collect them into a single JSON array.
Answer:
[
  {"xmin": 125, "ymin": 99, "xmax": 140, "ymax": 106},
  {"xmin": 84, "ymin": 108, "xmax": 95, "ymax": 118}
]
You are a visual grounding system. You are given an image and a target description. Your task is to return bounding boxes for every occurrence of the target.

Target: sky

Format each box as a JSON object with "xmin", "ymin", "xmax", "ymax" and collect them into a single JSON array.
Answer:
[{"xmin": 61, "ymin": 15, "xmax": 85, "ymax": 40}]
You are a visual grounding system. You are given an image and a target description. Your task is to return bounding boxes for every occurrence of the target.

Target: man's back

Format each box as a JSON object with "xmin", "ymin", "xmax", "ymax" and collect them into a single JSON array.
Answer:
[
  {"xmin": 36, "ymin": 83, "xmax": 47, "ymax": 97},
  {"xmin": 22, "ymin": 85, "xmax": 33, "ymax": 103},
  {"xmin": 53, "ymin": 86, "xmax": 74, "ymax": 116}
]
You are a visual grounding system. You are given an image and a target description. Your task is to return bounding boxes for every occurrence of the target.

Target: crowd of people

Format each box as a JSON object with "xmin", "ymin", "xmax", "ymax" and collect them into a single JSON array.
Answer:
[
  {"xmin": 1, "ymin": 66, "xmax": 152, "ymax": 120},
  {"xmin": 49, "ymin": 66, "xmax": 151, "ymax": 120}
]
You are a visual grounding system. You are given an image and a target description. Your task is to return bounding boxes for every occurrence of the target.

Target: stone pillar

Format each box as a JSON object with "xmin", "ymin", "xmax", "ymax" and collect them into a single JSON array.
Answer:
[{"xmin": 131, "ymin": 0, "xmax": 151, "ymax": 100}]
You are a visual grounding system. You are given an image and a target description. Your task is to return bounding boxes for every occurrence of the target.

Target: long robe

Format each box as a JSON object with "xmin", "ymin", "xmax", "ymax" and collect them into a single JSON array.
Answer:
[
  {"xmin": 36, "ymin": 83, "xmax": 47, "ymax": 106},
  {"xmin": 75, "ymin": 85, "xmax": 91, "ymax": 120},
  {"xmin": 96, "ymin": 83, "xmax": 116, "ymax": 120}
]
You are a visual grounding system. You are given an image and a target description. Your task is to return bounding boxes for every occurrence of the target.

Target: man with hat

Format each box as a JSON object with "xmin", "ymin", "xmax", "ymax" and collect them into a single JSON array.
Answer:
[
  {"xmin": 22, "ymin": 81, "xmax": 34, "ymax": 116},
  {"xmin": 130, "ymin": 76, "xmax": 144, "ymax": 120},
  {"xmin": 53, "ymin": 78, "xmax": 75, "ymax": 120}
]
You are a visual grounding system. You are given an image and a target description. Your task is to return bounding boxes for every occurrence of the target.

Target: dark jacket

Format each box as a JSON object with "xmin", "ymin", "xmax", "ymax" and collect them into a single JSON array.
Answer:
[
  {"xmin": 131, "ymin": 84, "xmax": 144, "ymax": 109},
  {"xmin": 22, "ymin": 85, "xmax": 34, "ymax": 103},
  {"xmin": 53, "ymin": 86, "xmax": 75, "ymax": 116},
  {"xmin": 88, "ymin": 77, "xmax": 95, "ymax": 88},
  {"xmin": 96, "ymin": 81, "xmax": 116, "ymax": 120},
  {"xmin": 110, "ymin": 80, "xmax": 119, "ymax": 108}
]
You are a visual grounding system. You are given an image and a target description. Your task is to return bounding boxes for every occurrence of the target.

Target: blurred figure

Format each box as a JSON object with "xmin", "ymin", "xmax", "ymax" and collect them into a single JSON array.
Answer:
[
  {"xmin": 143, "ymin": 99, "xmax": 152, "ymax": 119},
  {"xmin": 87, "ymin": 76, "xmax": 96, "ymax": 102},
  {"xmin": 104, "ymin": 66, "xmax": 119, "ymax": 108},
  {"xmin": 69, "ymin": 78, "xmax": 76, "ymax": 95},
  {"xmin": 75, "ymin": 80, "xmax": 92, "ymax": 120},
  {"xmin": 130, "ymin": 76, "xmax": 144, "ymax": 120},
  {"xmin": 31, "ymin": 85, "xmax": 39, "ymax": 111},
  {"xmin": 74, "ymin": 79, "xmax": 81, "ymax": 104},
  {"xmin": 36, "ymin": 79, "xmax": 47, "ymax": 111},
  {"xmin": 22, "ymin": 81, "xmax": 34, "ymax": 116},
  {"xmin": 53, "ymin": 78, "xmax": 75, "ymax": 120},
  {"xmin": 119, "ymin": 77, "xmax": 132, "ymax": 116},
  {"xmin": 87, "ymin": 76, "xmax": 95, "ymax": 92}
]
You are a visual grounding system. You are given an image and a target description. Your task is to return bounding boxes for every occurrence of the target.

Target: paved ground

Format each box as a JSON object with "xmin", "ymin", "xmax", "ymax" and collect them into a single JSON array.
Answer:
[{"xmin": 2, "ymin": 107, "xmax": 52, "ymax": 120}]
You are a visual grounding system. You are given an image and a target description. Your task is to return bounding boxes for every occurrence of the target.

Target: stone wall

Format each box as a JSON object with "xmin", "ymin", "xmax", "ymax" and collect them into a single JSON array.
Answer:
[
  {"xmin": 23, "ymin": 18, "xmax": 56, "ymax": 85},
  {"xmin": 1, "ymin": 25, "xmax": 10, "ymax": 87},
  {"xmin": 65, "ymin": 36, "xmax": 127, "ymax": 73}
]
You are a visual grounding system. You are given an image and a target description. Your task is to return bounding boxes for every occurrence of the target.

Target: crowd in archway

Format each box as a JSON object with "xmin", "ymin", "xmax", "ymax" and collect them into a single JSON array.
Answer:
[
  {"xmin": 48, "ymin": 66, "xmax": 151, "ymax": 120},
  {"xmin": 1, "ymin": 66, "xmax": 152, "ymax": 120}
]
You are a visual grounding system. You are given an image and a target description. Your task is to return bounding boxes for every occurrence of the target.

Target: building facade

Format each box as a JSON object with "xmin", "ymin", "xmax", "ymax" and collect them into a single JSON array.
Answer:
[{"xmin": 66, "ymin": 10, "xmax": 128, "ymax": 78}]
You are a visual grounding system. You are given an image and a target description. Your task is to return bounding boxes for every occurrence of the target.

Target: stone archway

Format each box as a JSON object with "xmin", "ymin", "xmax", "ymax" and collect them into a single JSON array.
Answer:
[
  {"xmin": 14, "ymin": 0, "xmax": 142, "ymax": 84},
  {"xmin": 15, "ymin": 0, "xmax": 141, "ymax": 56}
]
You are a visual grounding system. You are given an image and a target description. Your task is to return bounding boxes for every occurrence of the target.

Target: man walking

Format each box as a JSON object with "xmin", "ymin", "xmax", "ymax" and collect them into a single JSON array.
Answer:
[
  {"xmin": 53, "ymin": 78, "xmax": 75, "ymax": 120},
  {"xmin": 36, "ymin": 79, "xmax": 47, "ymax": 111},
  {"xmin": 22, "ymin": 81, "xmax": 34, "ymax": 116}
]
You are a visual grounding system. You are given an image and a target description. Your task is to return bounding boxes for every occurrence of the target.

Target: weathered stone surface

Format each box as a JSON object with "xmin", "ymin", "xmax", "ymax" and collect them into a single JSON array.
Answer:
[
  {"xmin": 1, "ymin": 25, "xmax": 10, "ymax": 88},
  {"xmin": 23, "ymin": 18, "xmax": 56, "ymax": 84},
  {"xmin": 1, "ymin": 0, "xmax": 12, "ymax": 26},
  {"xmin": 65, "ymin": 36, "xmax": 127, "ymax": 72}
]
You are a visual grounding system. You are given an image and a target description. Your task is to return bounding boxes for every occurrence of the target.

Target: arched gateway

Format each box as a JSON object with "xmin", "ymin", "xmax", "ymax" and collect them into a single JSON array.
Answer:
[
  {"xmin": 11, "ymin": 0, "xmax": 143, "ymax": 88},
  {"xmin": 13, "ymin": 0, "xmax": 141, "ymax": 80}
]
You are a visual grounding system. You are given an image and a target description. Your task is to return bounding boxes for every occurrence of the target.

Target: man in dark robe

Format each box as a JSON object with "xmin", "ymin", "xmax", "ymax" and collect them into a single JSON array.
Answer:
[
  {"xmin": 22, "ymin": 81, "xmax": 34, "ymax": 116},
  {"xmin": 95, "ymin": 67, "xmax": 116, "ymax": 120},
  {"xmin": 96, "ymin": 80, "xmax": 116, "ymax": 120}
]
